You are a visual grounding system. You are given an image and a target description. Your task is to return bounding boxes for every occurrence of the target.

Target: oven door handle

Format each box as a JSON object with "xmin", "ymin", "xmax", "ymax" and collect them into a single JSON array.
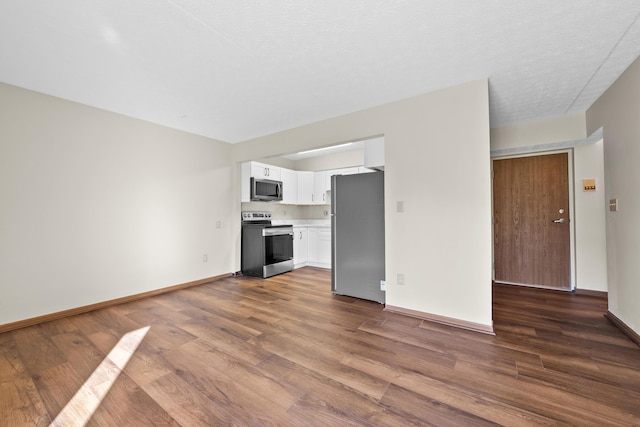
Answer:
[{"xmin": 262, "ymin": 228, "xmax": 294, "ymax": 237}]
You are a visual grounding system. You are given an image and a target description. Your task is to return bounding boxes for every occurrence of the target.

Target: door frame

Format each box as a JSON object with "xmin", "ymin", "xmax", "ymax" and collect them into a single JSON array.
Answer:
[{"xmin": 491, "ymin": 149, "xmax": 576, "ymax": 291}]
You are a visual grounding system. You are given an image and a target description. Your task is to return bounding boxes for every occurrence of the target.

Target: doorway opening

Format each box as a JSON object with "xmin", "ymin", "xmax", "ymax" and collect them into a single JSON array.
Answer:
[{"xmin": 492, "ymin": 151, "xmax": 575, "ymax": 291}]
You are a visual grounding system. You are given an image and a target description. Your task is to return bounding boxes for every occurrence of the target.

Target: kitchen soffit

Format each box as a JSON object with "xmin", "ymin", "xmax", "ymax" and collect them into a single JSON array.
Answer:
[{"xmin": 1, "ymin": 1, "xmax": 639, "ymax": 143}]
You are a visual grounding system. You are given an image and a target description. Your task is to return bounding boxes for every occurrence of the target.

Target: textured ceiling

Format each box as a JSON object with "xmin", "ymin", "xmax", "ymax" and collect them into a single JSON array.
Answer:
[{"xmin": 1, "ymin": 1, "xmax": 640, "ymax": 143}]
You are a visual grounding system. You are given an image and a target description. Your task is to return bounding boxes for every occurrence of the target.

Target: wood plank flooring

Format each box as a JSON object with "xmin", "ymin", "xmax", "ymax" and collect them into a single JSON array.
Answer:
[{"xmin": 1, "ymin": 267, "xmax": 639, "ymax": 426}]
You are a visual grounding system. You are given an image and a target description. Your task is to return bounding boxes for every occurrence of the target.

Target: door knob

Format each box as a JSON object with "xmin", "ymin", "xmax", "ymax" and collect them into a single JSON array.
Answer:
[{"xmin": 552, "ymin": 218, "xmax": 565, "ymax": 223}]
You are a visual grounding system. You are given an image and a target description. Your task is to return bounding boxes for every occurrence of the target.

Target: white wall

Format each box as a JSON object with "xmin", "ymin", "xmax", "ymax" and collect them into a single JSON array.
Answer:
[
  {"xmin": 256, "ymin": 156, "xmax": 296, "ymax": 169},
  {"xmin": 262, "ymin": 149, "xmax": 364, "ymax": 172},
  {"xmin": 490, "ymin": 113, "xmax": 586, "ymax": 153},
  {"xmin": 385, "ymin": 81, "xmax": 492, "ymax": 326},
  {"xmin": 490, "ymin": 114, "xmax": 608, "ymax": 292},
  {"xmin": 0, "ymin": 83, "xmax": 234, "ymax": 325},
  {"xmin": 293, "ymin": 149, "xmax": 364, "ymax": 171},
  {"xmin": 234, "ymin": 79, "xmax": 493, "ymax": 329},
  {"xmin": 573, "ymin": 140, "xmax": 608, "ymax": 292},
  {"xmin": 587, "ymin": 55, "xmax": 640, "ymax": 334}
]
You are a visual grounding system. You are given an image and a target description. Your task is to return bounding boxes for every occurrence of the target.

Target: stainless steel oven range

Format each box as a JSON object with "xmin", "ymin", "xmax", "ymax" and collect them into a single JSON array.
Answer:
[{"xmin": 241, "ymin": 211, "xmax": 294, "ymax": 278}]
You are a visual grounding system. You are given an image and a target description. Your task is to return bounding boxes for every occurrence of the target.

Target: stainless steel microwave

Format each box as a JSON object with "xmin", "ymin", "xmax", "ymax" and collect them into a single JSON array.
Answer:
[{"xmin": 250, "ymin": 177, "xmax": 283, "ymax": 202}]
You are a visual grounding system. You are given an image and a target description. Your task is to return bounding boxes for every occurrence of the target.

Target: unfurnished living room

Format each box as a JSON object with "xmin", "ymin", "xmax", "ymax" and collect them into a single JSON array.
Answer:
[{"xmin": 1, "ymin": 2, "xmax": 640, "ymax": 426}]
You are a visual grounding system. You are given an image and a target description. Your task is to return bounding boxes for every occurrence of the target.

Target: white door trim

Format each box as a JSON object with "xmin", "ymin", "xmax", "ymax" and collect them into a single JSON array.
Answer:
[{"xmin": 491, "ymin": 149, "xmax": 576, "ymax": 291}]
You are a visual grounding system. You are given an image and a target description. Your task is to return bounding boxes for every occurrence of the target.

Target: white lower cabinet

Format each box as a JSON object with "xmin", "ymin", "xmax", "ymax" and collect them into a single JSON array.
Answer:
[
  {"xmin": 307, "ymin": 227, "xmax": 318, "ymax": 265},
  {"xmin": 293, "ymin": 226, "xmax": 308, "ymax": 268},
  {"xmin": 306, "ymin": 226, "xmax": 331, "ymax": 269},
  {"xmin": 317, "ymin": 228, "xmax": 331, "ymax": 268}
]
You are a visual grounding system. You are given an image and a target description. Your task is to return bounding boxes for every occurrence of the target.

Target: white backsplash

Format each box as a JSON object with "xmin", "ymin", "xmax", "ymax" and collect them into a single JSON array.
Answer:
[{"xmin": 241, "ymin": 202, "xmax": 331, "ymax": 220}]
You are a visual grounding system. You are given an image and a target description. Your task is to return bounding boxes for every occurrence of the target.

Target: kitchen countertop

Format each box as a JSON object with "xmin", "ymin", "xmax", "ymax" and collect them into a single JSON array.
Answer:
[{"xmin": 272, "ymin": 219, "xmax": 331, "ymax": 227}]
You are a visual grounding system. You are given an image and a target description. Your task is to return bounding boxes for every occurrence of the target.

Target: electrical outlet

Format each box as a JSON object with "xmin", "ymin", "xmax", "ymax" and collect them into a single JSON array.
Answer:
[
  {"xmin": 380, "ymin": 280, "xmax": 386, "ymax": 291},
  {"xmin": 216, "ymin": 221, "xmax": 222, "ymax": 229},
  {"xmin": 203, "ymin": 254, "xmax": 208, "ymax": 262},
  {"xmin": 397, "ymin": 273, "xmax": 405, "ymax": 286}
]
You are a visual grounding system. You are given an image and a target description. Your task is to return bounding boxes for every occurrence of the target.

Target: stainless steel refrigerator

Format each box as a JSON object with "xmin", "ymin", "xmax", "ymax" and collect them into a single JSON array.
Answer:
[{"xmin": 331, "ymin": 171, "xmax": 385, "ymax": 304}]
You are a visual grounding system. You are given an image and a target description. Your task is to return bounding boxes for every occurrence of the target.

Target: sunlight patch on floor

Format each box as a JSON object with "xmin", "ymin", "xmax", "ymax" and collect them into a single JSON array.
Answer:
[{"xmin": 49, "ymin": 326, "xmax": 150, "ymax": 427}]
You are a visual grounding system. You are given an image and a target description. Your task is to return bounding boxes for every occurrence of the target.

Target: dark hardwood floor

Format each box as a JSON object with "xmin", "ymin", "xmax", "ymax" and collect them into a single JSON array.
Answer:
[{"xmin": 1, "ymin": 267, "xmax": 639, "ymax": 426}]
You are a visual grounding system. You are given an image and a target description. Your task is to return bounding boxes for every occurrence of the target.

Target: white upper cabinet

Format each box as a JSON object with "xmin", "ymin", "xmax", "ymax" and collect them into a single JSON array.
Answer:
[
  {"xmin": 241, "ymin": 161, "xmax": 370, "ymax": 204},
  {"xmin": 314, "ymin": 171, "xmax": 329, "ymax": 204},
  {"xmin": 280, "ymin": 168, "xmax": 297, "ymax": 204},
  {"xmin": 251, "ymin": 162, "xmax": 281, "ymax": 180},
  {"xmin": 297, "ymin": 171, "xmax": 314, "ymax": 204},
  {"xmin": 364, "ymin": 137, "xmax": 384, "ymax": 170}
]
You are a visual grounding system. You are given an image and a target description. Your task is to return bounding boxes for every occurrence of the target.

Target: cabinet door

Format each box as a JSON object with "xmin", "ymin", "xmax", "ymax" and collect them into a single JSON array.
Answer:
[
  {"xmin": 317, "ymin": 228, "xmax": 332, "ymax": 265},
  {"xmin": 313, "ymin": 171, "xmax": 329, "ymax": 204},
  {"xmin": 307, "ymin": 227, "xmax": 318, "ymax": 261},
  {"xmin": 265, "ymin": 165, "xmax": 281, "ymax": 180},
  {"xmin": 297, "ymin": 171, "xmax": 314, "ymax": 204},
  {"xmin": 299, "ymin": 228, "xmax": 308, "ymax": 263},
  {"xmin": 306, "ymin": 227, "xmax": 330, "ymax": 269},
  {"xmin": 293, "ymin": 227, "xmax": 308, "ymax": 267},
  {"xmin": 324, "ymin": 170, "xmax": 336, "ymax": 190},
  {"xmin": 251, "ymin": 162, "xmax": 281, "ymax": 180},
  {"xmin": 280, "ymin": 168, "xmax": 297, "ymax": 204},
  {"xmin": 251, "ymin": 162, "xmax": 268, "ymax": 179}
]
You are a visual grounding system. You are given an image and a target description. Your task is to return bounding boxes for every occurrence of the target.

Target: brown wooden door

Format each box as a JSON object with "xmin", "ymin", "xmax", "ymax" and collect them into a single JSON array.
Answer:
[{"xmin": 493, "ymin": 153, "xmax": 570, "ymax": 289}]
